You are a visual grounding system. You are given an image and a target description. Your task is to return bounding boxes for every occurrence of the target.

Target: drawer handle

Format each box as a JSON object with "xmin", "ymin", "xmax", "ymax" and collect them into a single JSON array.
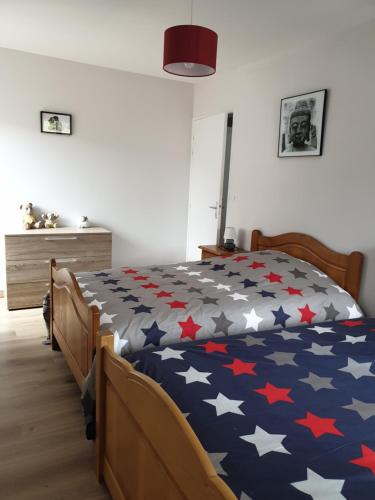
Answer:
[
  {"xmin": 45, "ymin": 258, "xmax": 78, "ymax": 264},
  {"xmin": 44, "ymin": 236, "xmax": 78, "ymax": 241}
]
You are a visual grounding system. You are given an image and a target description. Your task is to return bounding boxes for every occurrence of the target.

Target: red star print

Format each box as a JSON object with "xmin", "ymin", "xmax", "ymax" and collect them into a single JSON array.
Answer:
[
  {"xmin": 255, "ymin": 383, "xmax": 294, "ymax": 404},
  {"xmin": 264, "ymin": 272, "xmax": 283, "ymax": 283},
  {"xmin": 154, "ymin": 291, "xmax": 173, "ymax": 298},
  {"xmin": 350, "ymin": 445, "xmax": 375, "ymax": 475},
  {"xmin": 295, "ymin": 411, "xmax": 343, "ymax": 438},
  {"xmin": 132, "ymin": 275, "xmax": 149, "ymax": 281},
  {"xmin": 167, "ymin": 300, "xmax": 188, "ymax": 309},
  {"xmin": 198, "ymin": 341, "xmax": 228, "ymax": 353},
  {"xmin": 249, "ymin": 261, "xmax": 266, "ymax": 269},
  {"xmin": 341, "ymin": 320, "xmax": 364, "ymax": 327},
  {"xmin": 223, "ymin": 359, "xmax": 257, "ymax": 376},
  {"xmin": 178, "ymin": 316, "xmax": 202, "ymax": 341},
  {"xmin": 283, "ymin": 286, "xmax": 303, "ymax": 296},
  {"xmin": 233, "ymin": 255, "xmax": 249, "ymax": 262},
  {"xmin": 298, "ymin": 304, "xmax": 316, "ymax": 324},
  {"xmin": 142, "ymin": 283, "xmax": 159, "ymax": 289},
  {"xmin": 122, "ymin": 268, "xmax": 138, "ymax": 274}
]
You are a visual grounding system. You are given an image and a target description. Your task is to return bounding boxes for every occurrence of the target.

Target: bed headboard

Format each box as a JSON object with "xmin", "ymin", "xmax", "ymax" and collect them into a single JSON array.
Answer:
[{"xmin": 250, "ymin": 230, "xmax": 364, "ymax": 301}]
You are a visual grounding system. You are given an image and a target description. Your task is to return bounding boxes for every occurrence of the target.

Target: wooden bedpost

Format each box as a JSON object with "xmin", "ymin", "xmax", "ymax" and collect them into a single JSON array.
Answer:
[
  {"xmin": 89, "ymin": 305, "xmax": 101, "ymax": 362},
  {"xmin": 345, "ymin": 251, "xmax": 364, "ymax": 302},
  {"xmin": 49, "ymin": 259, "xmax": 60, "ymax": 351},
  {"xmin": 251, "ymin": 229, "xmax": 262, "ymax": 251},
  {"xmin": 96, "ymin": 330, "xmax": 114, "ymax": 482}
]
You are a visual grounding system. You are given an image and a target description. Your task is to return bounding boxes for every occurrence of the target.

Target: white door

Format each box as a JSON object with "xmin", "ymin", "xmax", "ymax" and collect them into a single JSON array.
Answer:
[{"xmin": 186, "ymin": 113, "xmax": 227, "ymax": 261}]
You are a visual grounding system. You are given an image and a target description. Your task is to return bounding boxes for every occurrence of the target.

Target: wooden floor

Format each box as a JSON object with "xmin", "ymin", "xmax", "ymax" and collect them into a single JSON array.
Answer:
[{"xmin": 0, "ymin": 299, "xmax": 110, "ymax": 500}]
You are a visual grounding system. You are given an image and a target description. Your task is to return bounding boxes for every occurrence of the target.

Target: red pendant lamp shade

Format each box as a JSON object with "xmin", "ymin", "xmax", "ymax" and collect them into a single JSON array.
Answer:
[{"xmin": 163, "ymin": 25, "xmax": 218, "ymax": 77}]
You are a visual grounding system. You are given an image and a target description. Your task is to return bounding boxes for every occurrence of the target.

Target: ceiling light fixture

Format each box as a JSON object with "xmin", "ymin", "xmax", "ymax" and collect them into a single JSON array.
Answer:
[{"xmin": 163, "ymin": 0, "xmax": 218, "ymax": 77}]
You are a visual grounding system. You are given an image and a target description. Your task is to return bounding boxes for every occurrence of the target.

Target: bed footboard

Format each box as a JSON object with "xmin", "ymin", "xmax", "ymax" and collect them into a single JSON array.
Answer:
[
  {"xmin": 50, "ymin": 259, "xmax": 100, "ymax": 386},
  {"xmin": 96, "ymin": 331, "xmax": 235, "ymax": 500}
]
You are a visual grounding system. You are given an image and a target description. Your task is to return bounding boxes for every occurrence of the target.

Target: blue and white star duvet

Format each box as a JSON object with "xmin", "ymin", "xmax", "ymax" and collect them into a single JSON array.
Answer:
[{"xmin": 126, "ymin": 318, "xmax": 375, "ymax": 500}]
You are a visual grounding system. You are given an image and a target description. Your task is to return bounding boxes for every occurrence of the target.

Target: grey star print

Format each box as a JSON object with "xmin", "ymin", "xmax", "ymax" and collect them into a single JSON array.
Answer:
[
  {"xmin": 304, "ymin": 343, "xmax": 334, "ymax": 356},
  {"xmin": 212, "ymin": 312, "xmax": 234, "ymax": 335},
  {"xmin": 266, "ymin": 351, "xmax": 297, "ymax": 366},
  {"xmin": 289, "ymin": 268, "xmax": 308, "ymax": 279},
  {"xmin": 343, "ymin": 398, "xmax": 375, "ymax": 420},
  {"xmin": 324, "ymin": 302, "xmax": 340, "ymax": 321},
  {"xmin": 186, "ymin": 287, "xmax": 203, "ymax": 294},
  {"xmin": 309, "ymin": 283, "xmax": 328, "ymax": 295},
  {"xmin": 299, "ymin": 372, "xmax": 335, "ymax": 391},
  {"xmin": 199, "ymin": 296, "xmax": 219, "ymax": 305},
  {"xmin": 241, "ymin": 335, "xmax": 266, "ymax": 347}
]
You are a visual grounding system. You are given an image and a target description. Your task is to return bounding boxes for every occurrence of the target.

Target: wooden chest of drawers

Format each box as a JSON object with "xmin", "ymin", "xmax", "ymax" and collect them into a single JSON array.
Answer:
[{"xmin": 5, "ymin": 227, "xmax": 112, "ymax": 310}]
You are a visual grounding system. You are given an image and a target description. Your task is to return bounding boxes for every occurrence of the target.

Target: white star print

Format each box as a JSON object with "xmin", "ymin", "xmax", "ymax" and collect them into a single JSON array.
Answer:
[
  {"xmin": 339, "ymin": 357, "xmax": 375, "ymax": 379},
  {"xmin": 347, "ymin": 303, "xmax": 362, "ymax": 319},
  {"xmin": 153, "ymin": 347, "xmax": 186, "ymax": 361},
  {"xmin": 204, "ymin": 392, "xmax": 245, "ymax": 416},
  {"xmin": 343, "ymin": 335, "xmax": 367, "ymax": 344},
  {"xmin": 100, "ymin": 312, "xmax": 117, "ymax": 326},
  {"xmin": 198, "ymin": 277, "xmax": 215, "ymax": 283},
  {"xmin": 243, "ymin": 308, "xmax": 263, "ymax": 331},
  {"xmin": 82, "ymin": 289, "xmax": 97, "ymax": 298},
  {"xmin": 312, "ymin": 270, "xmax": 328, "ymax": 278},
  {"xmin": 240, "ymin": 426, "xmax": 290, "ymax": 457},
  {"xmin": 177, "ymin": 366, "xmax": 212, "ymax": 385},
  {"xmin": 114, "ymin": 331, "xmax": 128, "ymax": 355},
  {"xmin": 185, "ymin": 271, "xmax": 201, "ymax": 276},
  {"xmin": 291, "ymin": 468, "xmax": 346, "ymax": 500},
  {"xmin": 308, "ymin": 325, "xmax": 335, "ymax": 334},
  {"xmin": 88, "ymin": 299, "xmax": 107, "ymax": 310},
  {"xmin": 331, "ymin": 285, "xmax": 348, "ymax": 294},
  {"xmin": 213, "ymin": 283, "xmax": 231, "ymax": 291},
  {"xmin": 174, "ymin": 265, "xmax": 189, "ymax": 271},
  {"xmin": 228, "ymin": 292, "xmax": 248, "ymax": 301},
  {"xmin": 78, "ymin": 282, "xmax": 88, "ymax": 288}
]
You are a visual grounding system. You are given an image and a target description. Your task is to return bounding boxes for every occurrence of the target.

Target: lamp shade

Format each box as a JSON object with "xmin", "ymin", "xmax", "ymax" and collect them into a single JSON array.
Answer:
[
  {"xmin": 224, "ymin": 226, "xmax": 236, "ymax": 241},
  {"xmin": 163, "ymin": 25, "xmax": 218, "ymax": 77}
]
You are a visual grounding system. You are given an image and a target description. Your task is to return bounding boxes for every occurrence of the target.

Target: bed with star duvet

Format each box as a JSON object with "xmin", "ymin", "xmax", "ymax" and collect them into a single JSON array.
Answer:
[
  {"xmin": 124, "ymin": 318, "xmax": 375, "ymax": 500},
  {"xmin": 76, "ymin": 250, "xmax": 362, "ymax": 355}
]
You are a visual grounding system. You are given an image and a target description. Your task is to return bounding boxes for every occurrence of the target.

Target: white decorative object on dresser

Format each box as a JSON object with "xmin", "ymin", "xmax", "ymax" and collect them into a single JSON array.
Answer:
[{"xmin": 5, "ymin": 227, "xmax": 112, "ymax": 310}]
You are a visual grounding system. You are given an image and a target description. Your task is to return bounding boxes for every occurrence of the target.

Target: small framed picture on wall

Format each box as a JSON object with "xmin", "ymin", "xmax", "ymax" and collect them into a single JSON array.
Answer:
[
  {"xmin": 278, "ymin": 89, "xmax": 327, "ymax": 157},
  {"xmin": 40, "ymin": 111, "xmax": 72, "ymax": 135}
]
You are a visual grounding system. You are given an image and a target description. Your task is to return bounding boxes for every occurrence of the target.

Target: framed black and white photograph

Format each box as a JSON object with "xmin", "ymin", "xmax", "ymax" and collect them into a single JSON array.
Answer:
[
  {"xmin": 278, "ymin": 89, "xmax": 327, "ymax": 157},
  {"xmin": 40, "ymin": 111, "xmax": 72, "ymax": 135}
]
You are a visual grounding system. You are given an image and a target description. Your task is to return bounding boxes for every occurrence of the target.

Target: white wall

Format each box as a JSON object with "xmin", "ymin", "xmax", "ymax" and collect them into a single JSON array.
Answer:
[
  {"xmin": 0, "ymin": 48, "xmax": 193, "ymax": 288},
  {"xmin": 194, "ymin": 20, "xmax": 375, "ymax": 315}
]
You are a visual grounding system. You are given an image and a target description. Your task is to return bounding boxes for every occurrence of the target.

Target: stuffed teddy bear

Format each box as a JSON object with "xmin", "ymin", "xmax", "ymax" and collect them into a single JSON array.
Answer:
[
  {"xmin": 42, "ymin": 212, "xmax": 59, "ymax": 228},
  {"xmin": 20, "ymin": 202, "xmax": 37, "ymax": 230}
]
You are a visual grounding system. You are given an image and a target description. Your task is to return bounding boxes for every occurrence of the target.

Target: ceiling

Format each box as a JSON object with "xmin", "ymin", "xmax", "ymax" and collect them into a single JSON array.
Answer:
[{"xmin": 1, "ymin": 0, "xmax": 375, "ymax": 82}]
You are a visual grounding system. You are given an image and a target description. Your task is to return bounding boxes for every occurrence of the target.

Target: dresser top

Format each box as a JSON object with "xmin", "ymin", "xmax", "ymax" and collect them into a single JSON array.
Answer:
[{"xmin": 5, "ymin": 226, "xmax": 111, "ymax": 237}]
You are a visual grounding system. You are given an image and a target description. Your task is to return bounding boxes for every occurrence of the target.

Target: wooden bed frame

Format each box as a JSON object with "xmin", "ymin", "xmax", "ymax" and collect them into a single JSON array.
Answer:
[
  {"xmin": 50, "ymin": 230, "xmax": 364, "ymax": 387},
  {"xmin": 96, "ymin": 331, "xmax": 236, "ymax": 500}
]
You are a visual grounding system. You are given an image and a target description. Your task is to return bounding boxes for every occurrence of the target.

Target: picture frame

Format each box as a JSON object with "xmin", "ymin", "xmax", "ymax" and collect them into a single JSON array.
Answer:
[
  {"xmin": 278, "ymin": 89, "xmax": 327, "ymax": 157},
  {"xmin": 40, "ymin": 111, "xmax": 72, "ymax": 135}
]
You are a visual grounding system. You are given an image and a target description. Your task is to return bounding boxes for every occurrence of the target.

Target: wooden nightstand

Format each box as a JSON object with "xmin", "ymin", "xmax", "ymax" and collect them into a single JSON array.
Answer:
[{"xmin": 199, "ymin": 244, "xmax": 247, "ymax": 260}]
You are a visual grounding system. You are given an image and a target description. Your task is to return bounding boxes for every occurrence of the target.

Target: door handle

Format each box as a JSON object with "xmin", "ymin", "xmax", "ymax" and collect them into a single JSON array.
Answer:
[{"xmin": 209, "ymin": 203, "xmax": 221, "ymax": 219}]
